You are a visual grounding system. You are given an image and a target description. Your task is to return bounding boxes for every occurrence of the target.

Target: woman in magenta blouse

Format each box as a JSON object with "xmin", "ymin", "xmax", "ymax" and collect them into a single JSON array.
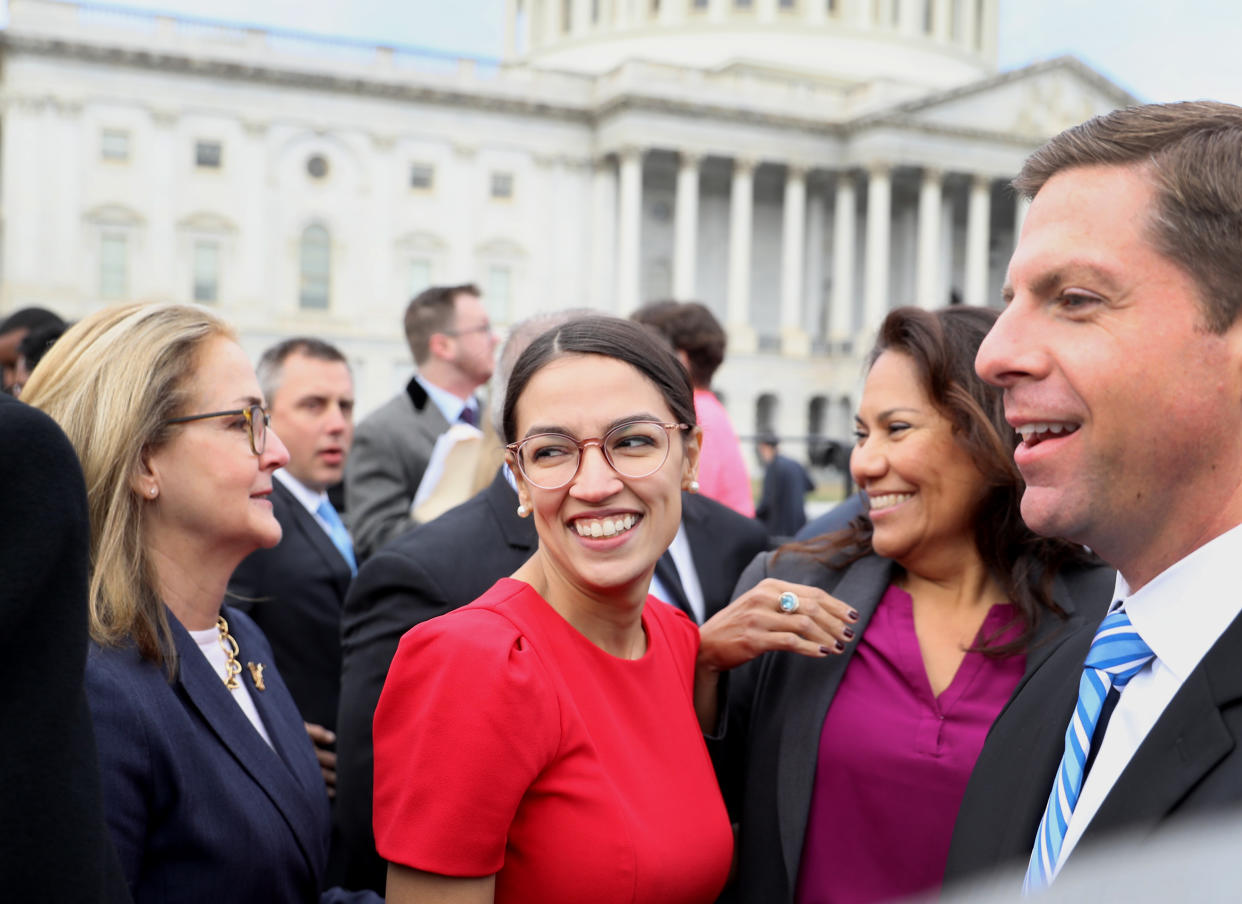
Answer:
[{"xmin": 701, "ymin": 306, "xmax": 1114, "ymax": 904}]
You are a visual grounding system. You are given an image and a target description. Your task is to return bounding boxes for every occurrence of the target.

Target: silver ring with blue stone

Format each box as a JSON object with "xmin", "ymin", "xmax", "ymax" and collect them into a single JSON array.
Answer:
[{"xmin": 778, "ymin": 591, "xmax": 799, "ymax": 614}]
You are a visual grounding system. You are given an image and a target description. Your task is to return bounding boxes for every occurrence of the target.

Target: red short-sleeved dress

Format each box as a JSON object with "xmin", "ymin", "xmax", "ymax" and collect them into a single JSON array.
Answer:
[{"xmin": 373, "ymin": 578, "xmax": 733, "ymax": 904}]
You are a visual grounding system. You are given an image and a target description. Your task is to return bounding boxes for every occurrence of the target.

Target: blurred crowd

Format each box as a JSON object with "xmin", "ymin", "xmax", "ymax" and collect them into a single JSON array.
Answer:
[{"xmin": 5, "ymin": 100, "xmax": 1242, "ymax": 904}]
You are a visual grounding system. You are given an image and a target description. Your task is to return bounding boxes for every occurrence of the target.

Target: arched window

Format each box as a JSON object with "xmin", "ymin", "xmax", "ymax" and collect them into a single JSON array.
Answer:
[
  {"xmin": 299, "ymin": 224, "xmax": 331, "ymax": 310},
  {"xmin": 756, "ymin": 393, "xmax": 779, "ymax": 438}
]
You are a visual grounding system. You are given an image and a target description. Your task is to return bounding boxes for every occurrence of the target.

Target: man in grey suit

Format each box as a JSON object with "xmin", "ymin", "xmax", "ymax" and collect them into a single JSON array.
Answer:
[
  {"xmin": 946, "ymin": 102, "xmax": 1242, "ymax": 890},
  {"xmin": 344, "ymin": 284, "xmax": 497, "ymax": 560}
]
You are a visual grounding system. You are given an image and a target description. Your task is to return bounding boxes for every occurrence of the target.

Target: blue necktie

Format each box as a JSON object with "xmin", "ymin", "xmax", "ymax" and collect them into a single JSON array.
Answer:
[
  {"xmin": 315, "ymin": 498, "xmax": 357, "ymax": 576},
  {"xmin": 458, "ymin": 404, "xmax": 477, "ymax": 427},
  {"xmin": 1025, "ymin": 609, "xmax": 1154, "ymax": 892}
]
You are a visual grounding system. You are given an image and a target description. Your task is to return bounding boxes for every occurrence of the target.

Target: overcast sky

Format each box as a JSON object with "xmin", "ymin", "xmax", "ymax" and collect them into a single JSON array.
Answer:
[{"xmin": 10, "ymin": 0, "xmax": 1242, "ymax": 105}]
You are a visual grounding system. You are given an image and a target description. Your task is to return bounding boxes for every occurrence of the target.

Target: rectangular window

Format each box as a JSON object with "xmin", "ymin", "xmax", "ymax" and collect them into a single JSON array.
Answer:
[
  {"xmin": 562, "ymin": 0, "xmax": 572, "ymax": 32},
  {"xmin": 486, "ymin": 264, "xmax": 512, "ymax": 324},
  {"xmin": 592, "ymin": 0, "xmax": 601, "ymax": 22},
  {"xmin": 101, "ymin": 129, "xmax": 130, "ymax": 162},
  {"xmin": 490, "ymin": 171, "xmax": 515, "ymax": 200},
  {"xmin": 410, "ymin": 163, "xmax": 435, "ymax": 190},
  {"xmin": 409, "ymin": 258, "xmax": 432, "ymax": 296},
  {"xmin": 826, "ymin": 0, "xmax": 837, "ymax": 14},
  {"xmin": 779, "ymin": 0, "xmax": 797, "ymax": 9},
  {"xmin": 693, "ymin": 0, "xmax": 709, "ymax": 8},
  {"xmin": 735, "ymin": 0, "xmax": 753, "ymax": 8},
  {"xmin": 193, "ymin": 240, "xmax": 220, "ymax": 303},
  {"xmin": 195, "ymin": 140, "xmax": 222, "ymax": 169},
  {"xmin": 99, "ymin": 233, "xmax": 128, "ymax": 300}
]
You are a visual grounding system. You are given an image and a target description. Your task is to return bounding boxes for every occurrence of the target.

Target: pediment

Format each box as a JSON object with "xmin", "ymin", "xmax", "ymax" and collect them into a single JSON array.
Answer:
[{"xmin": 873, "ymin": 56, "xmax": 1137, "ymax": 141}]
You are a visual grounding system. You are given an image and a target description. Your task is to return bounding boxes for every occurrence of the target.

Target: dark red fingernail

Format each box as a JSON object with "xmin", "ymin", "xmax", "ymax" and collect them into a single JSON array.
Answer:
[
  {"xmin": 834, "ymin": 640, "xmax": 845, "ymax": 652},
  {"xmin": 848, "ymin": 609, "xmax": 860, "ymax": 621},
  {"xmin": 843, "ymin": 627, "xmax": 856, "ymax": 639},
  {"xmin": 819, "ymin": 645, "xmax": 832, "ymax": 655}
]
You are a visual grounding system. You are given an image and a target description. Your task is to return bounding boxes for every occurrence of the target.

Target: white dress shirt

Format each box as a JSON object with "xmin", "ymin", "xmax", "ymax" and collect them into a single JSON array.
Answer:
[
  {"xmin": 273, "ymin": 468, "xmax": 332, "ymax": 536},
  {"xmin": 1055, "ymin": 522, "xmax": 1242, "ymax": 875}
]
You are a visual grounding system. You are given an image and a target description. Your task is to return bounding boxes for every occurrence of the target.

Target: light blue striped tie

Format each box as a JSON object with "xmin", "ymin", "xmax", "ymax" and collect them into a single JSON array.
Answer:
[
  {"xmin": 316, "ymin": 498, "xmax": 357, "ymax": 577},
  {"xmin": 1024, "ymin": 609, "xmax": 1153, "ymax": 892}
]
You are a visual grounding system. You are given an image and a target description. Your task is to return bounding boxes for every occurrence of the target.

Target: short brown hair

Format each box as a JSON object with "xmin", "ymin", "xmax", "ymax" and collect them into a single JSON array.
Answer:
[
  {"xmin": 630, "ymin": 300, "xmax": 725, "ymax": 388},
  {"xmin": 1015, "ymin": 101, "xmax": 1242, "ymax": 332},
  {"xmin": 402, "ymin": 283, "xmax": 481, "ymax": 365}
]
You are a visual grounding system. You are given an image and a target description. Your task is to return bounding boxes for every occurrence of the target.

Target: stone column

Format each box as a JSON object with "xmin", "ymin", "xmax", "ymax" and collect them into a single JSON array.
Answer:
[
  {"xmin": 727, "ymin": 157, "xmax": 758, "ymax": 353},
  {"xmin": 830, "ymin": 170, "xmax": 856, "ymax": 342},
  {"xmin": 572, "ymin": 0, "xmax": 591, "ymax": 36},
  {"xmin": 756, "ymin": 0, "xmax": 778, "ymax": 24},
  {"xmin": 805, "ymin": 187, "xmax": 827, "ymax": 341},
  {"xmin": 897, "ymin": 0, "xmax": 921, "ymax": 36},
  {"xmin": 863, "ymin": 163, "xmax": 892, "ymax": 333},
  {"xmin": 519, "ymin": 0, "xmax": 535, "ymax": 53},
  {"xmin": 781, "ymin": 164, "xmax": 810, "ymax": 356},
  {"xmin": 672, "ymin": 152, "xmax": 701, "ymax": 299},
  {"xmin": 616, "ymin": 146, "xmax": 643, "ymax": 314},
  {"xmin": 916, "ymin": 167, "xmax": 943, "ymax": 309},
  {"xmin": 589, "ymin": 155, "xmax": 617, "ymax": 312},
  {"xmin": 708, "ymin": 0, "xmax": 729, "ymax": 24},
  {"xmin": 503, "ymin": 0, "xmax": 517, "ymax": 57},
  {"xmin": 959, "ymin": 0, "xmax": 978, "ymax": 50},
  {"xmin": 965, "ymin": 173, "xmax": 992, "ymax": 306},
  {"xmin": 980, "ymin": 0, "xmax": 998, "ymax": 59},
  {"xmin": 932, "ymin": 0, "xmax": 951, "ymax": 39}
]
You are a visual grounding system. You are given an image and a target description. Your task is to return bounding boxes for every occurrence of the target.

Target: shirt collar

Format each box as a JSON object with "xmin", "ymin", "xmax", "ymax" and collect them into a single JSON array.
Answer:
[
  {"xmin": 415, "ymin": 374, "xmax": 474, "ymax": 425},
  {"xmin": 1118, "ymin": 522, "xmax": 1242, "ymax": 681},
  {"xmin": 273, "ymin": 468, "xmax": 327, "ymax": 518}
]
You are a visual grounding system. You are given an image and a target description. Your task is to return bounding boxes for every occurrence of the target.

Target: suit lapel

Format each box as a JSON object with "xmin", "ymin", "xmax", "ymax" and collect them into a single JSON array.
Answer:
[
  {"xmin": 679, "ymin": 494, "xmax": 718, "ymax": 612},
  {"xmin": 171, "ymin": 613, "xmax": 324, "ymax": 875},
  {"xmin": 275, "ymin": 481, "xmax": 351, "ymax": 586},
  {"xmin": 1088, "ymin": 610, "xmax": 1242, "ymax": 840},
  {"xmin": 776, "ymin": 555, "xmax": 895, "ymax": 890},
  {"xmin": 653, "ymin": 552, "xmax": 692, "ymax": 618},
  {"xmin": 482, "ymin": 468, "xmax": 538, "ymax": 555}
]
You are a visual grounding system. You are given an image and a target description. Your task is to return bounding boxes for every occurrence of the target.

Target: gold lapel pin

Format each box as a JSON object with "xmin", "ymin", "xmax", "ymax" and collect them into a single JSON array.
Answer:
[{"xmin": 247, "ymin": 661, "xmax": 266, "ymax": 692}]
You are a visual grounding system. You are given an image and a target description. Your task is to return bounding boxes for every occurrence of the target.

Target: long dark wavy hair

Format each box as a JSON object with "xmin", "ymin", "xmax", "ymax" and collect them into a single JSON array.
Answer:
[{"xmin": 786, "ymin": 305, "xmax": 1097, "ymax": 655}]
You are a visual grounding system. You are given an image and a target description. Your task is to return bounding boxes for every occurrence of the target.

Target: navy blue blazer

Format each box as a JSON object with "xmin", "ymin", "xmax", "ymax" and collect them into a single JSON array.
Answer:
[{"xmin": 87, "ymin": 606, "xmax": 332, "ymax": 903}]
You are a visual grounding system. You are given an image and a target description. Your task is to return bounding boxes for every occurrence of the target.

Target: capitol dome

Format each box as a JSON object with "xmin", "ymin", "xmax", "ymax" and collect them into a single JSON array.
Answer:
[{"xmin": 505, "ymin": 0, "xmax": 997, "ymax": 92}]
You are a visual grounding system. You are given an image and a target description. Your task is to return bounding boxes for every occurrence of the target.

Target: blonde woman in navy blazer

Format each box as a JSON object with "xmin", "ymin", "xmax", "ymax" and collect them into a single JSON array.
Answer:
[{"xmin": 23, "ymin": 303, "xmax": 376, "ymax": 904}]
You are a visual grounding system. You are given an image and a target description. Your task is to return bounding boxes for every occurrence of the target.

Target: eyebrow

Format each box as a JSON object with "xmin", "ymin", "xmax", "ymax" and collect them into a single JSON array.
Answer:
[
  {"xmin": 523, "ymin": 412, "xmax": 667, "ymax": 440},
  {"xmin": 855, "ymin": 407, "xmax": 921, "ymax": 424},
  {"xmin": 1007, "ymin": 259, "xmax": 1126, "ymax": 301}
]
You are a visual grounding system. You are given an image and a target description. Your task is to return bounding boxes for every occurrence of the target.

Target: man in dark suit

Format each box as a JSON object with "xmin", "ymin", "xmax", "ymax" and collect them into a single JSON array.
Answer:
[
  {"xmin": 755, "ymin": 433, "xmax": 814, "ymax": 540},
  {"xmin": 344, "ymin": 284, "xmax": 498, "ymax": 560},
  {"xmin": 230, "ymin": 337, "xmax": 356, "ymax": 769},
  {"xmin": 0, "ymin": 393, "xmax": 130, "ymax": 901},
  {"xmin": 946, "ymin": 102, "xmax": 1242, "ymax": 890}
]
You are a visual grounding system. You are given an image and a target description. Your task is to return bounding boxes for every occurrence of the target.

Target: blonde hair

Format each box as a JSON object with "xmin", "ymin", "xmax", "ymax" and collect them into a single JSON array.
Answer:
[{"xmin": 22, "ymin": 302, "xmax": 235, "ymax": 671}]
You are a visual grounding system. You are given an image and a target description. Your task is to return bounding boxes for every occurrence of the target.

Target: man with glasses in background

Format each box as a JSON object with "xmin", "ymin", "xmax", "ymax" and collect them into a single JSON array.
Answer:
[{"xmin": 345, "ymin": 284, "xmax": 498, "ymax": 561}]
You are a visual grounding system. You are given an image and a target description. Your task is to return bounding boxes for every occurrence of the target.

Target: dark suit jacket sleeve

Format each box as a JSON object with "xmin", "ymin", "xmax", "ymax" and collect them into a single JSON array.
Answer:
[
  {"xmin": 705, "ymin": 551, "xmax": 773, "ymax": 819},
  {"xmin": 336, "ymin": 548, "xmax": 454, "ymax": 890},
  {"xmin": 0, "ymin": 395, "xmax": 131, "ymax": 902}
]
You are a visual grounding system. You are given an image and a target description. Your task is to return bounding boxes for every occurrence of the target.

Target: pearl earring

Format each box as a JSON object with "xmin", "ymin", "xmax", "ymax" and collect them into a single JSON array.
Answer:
[
  {"xmin": 688, "ymin": 480, "xmax": 700, "ymax": 494},
  {"xmin": 516, "ymin": 504, "xmax": 529, "ymax": 517},
  {"xmin": 149, "ymin": 487, "xmax": 158, "ymax": 498}
]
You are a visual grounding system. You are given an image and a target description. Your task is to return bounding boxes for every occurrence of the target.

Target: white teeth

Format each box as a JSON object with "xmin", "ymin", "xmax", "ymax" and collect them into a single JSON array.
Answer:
[
  {"xmin": 1016, "ymin": 421, "xmax": 1077, "ymax": 440},
  {"xmin": 869, "ymin": 493, "xmax": 913, "ymax": 509},
  {"xmin": 574, "ymin": 515, "xmax": 637, "ymax": 538}
]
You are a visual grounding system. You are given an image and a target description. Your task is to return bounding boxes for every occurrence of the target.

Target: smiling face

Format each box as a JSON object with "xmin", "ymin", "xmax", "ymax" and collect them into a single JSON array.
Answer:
[
  {"xmin": 141, "ymin": 336, "xmax": 290, "ymax": 564},
  {"xmin": 510, "ymin": 353, "xmax": 700, "ymax": 604},
  {"xmin": 851, "ymin": 350, "xmax": 988, "ymax": 572},
  {"xmin": 269, "ymin": 351, "xmax": 354, "ymax": 493},
  {"xmin": 975, "ymin": 163, "xmax": 1242, "ymax": 587}
]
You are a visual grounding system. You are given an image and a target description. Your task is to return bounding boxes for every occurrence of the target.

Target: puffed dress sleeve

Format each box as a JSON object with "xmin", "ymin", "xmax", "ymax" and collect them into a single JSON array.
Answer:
[{"xmin": 372, "ymin": 608, "xmax": 562, "ymax": 877}]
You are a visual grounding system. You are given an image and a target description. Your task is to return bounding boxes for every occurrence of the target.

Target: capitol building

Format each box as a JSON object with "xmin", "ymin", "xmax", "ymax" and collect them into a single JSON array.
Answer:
[{"xmin": 0, "ymin": 0, "xmax": 1132, "ymax": 460}]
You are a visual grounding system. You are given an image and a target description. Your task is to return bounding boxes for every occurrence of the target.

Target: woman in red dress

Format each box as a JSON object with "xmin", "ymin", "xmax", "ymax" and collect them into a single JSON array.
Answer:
[{"xmin": 372, "ymin": 316, "xmax": 855, "ymax": 904}]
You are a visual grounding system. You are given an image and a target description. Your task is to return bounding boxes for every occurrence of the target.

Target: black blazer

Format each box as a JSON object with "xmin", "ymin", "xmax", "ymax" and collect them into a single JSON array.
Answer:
[
  {"xmin": 0, "ymin": 394, "xmax": 131, "ymax": 902},
  {"xmin": 711, "ymin": 550, "xmax": 1115, "ymax": 904},
  {"xmin": 946, "ymin": 591, "xmax": 1242, "ymax": 886},
  {"xmin": 229, "ymin": 479, "xmax": 354, "ymax": 730},
  {"xmin": 335, "ymin": 471, "xmax": 771, "ymax": 892}
]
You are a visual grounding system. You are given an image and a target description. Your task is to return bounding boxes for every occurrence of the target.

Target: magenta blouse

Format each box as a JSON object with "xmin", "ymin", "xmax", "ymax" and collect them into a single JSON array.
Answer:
[{"xmin": 794, "ymin": 584, "xmax": 1025, "ymax": 904}]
